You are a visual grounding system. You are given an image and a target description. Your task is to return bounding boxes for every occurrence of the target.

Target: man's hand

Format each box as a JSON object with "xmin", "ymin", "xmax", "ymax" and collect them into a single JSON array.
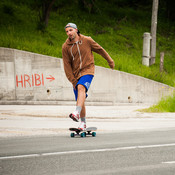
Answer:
[
  {"xmin": 73, "ymin": 81, "xmax": 78, "ymax": 89},
  {"xmin": 109, "ymin": 60, "xmax": 115, "ymax": 70}
]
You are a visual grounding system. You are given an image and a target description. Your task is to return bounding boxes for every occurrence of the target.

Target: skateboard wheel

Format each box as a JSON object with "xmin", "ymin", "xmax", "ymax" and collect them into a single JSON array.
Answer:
[
  {"xmin": 70, "ymin": 133, "xmax": 75, "ymax": 137},
  {"xmin": 81, "ymin": 132, "xmax": 86, "ymax": 137},
  {"xmin": 92, "ymin": 132, "xmax": 96, "ymax": 137}
]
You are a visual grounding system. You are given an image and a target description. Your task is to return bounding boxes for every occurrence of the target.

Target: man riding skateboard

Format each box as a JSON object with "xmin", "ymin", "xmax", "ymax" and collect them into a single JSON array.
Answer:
[{"xmin": 62, "ymin": 23, "xmax": 115, "ymax": 130}]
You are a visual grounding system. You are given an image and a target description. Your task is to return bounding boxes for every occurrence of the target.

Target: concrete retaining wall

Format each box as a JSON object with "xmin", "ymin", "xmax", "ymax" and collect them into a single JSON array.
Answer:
[{"xmin": 0, "ymin": 47, "xmax": 174, "ymax": 105}]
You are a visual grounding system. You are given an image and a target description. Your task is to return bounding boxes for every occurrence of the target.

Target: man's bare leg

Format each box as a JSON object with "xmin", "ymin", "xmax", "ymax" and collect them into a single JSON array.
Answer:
[
  {"xmin": 76, "ymin": 85, "xmax": 86, "ymax": 128},
  {"xmin": 69, "ymin": 84, "xmax": 86, "ymax": 124},
  {"xmin": 80, "ymin": 103, "xmax": 86, "ymax": 118},
  {"xmin": 76, "ymin": 84, "xmax": 86, "ymax": 108}
]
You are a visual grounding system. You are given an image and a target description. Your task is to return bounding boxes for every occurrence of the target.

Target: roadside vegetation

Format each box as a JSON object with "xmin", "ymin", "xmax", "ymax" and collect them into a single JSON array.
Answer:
[
  {"xmin": 140, "ymin": 93, "xmax": 175, "ymax": 112},
  {"xmin": 0, "ymin": 0, "xmax": 175, "ymax": 111}
]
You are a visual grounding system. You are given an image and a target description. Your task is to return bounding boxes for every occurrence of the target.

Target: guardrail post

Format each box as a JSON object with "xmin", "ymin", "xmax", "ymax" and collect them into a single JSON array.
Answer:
[{"xmin": 142, "ymin": 32, "xmax": 151, "ymax": 66}]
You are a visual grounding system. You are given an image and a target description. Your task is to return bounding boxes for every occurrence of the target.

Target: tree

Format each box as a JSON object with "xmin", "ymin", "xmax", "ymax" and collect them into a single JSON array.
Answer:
[
  {"xmin": 36, "ymin": 0, "xmax": 56, "ymax": 32},
  {"xmin": 78, "ymin": 0, "xmax": 96, "ymax": 14},
  {"xmin": 150, "ymin": 0, "xmax": 159, "ymax": 65}
]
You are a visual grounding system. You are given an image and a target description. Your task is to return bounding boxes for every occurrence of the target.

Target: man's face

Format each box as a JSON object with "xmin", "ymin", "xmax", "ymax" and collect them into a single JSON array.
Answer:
[{"xmin": 65, "ymin": 27, "xmax": 78, "ymax": 41}]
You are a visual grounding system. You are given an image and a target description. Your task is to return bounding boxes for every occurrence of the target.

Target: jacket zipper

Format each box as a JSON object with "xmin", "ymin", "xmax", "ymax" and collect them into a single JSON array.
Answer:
[
  {"xmin": 70, "ymin": 41, "xmax": 82, "ymax": 76},
  {"xmin": 76, "ymin": 42, "xmax": 82, "ymax": 71}
]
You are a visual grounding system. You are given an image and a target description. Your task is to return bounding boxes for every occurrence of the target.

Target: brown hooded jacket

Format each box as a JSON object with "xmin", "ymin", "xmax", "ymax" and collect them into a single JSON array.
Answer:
[{"xmin": 62, "ymin": 34, "xmax": 114, "ymax": 87}]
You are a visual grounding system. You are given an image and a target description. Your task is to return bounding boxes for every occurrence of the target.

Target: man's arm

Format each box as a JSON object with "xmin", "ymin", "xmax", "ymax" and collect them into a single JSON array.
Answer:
[
  {"xmin": 62, "ymin": 46, "xmax": 77, "ymax": 87},
  {"xmin": 89, "ymin": 37, "xmax": 115, "ymax": 69}
]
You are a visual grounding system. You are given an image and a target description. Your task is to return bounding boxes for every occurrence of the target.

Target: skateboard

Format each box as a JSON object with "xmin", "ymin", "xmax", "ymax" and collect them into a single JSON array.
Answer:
[{"xmin": 69, "ymin": 127, "xmax": 97, "ymax": 138}]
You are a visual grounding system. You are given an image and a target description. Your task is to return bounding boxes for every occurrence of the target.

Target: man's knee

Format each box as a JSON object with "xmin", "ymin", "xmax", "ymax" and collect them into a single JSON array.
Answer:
[{"xmin": 77, "ymin": 84, "xmax": 86, "ymax": 92}]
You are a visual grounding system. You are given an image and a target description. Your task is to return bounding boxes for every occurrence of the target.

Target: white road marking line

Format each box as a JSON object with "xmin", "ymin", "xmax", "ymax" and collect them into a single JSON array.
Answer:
[
  {"xmin": 0, "ymin": 143, "xmax": 175, "ymax": 160},
  {"xmin": 0, "ymin": 154, "xmax": 39, "ymax": 160},
  {"xmin": 162, "ymin": 161, "xmax": 175, "ymax": 164}
]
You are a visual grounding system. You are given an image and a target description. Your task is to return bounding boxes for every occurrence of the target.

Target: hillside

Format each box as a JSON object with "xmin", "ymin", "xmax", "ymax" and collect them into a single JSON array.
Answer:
[{"xmin": 0, "ymin": 0, "xmax": 175, "ymax": 87}]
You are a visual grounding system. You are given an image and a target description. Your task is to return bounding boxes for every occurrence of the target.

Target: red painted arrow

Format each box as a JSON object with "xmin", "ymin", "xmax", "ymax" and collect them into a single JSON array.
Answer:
[{"xmin": 46, "ymin": 75, "xmax": 55, "ymax": 82}]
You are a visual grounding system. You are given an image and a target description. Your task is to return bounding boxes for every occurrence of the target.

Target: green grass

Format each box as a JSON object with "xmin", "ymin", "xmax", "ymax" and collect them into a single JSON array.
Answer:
[
  {"xmin": 0, "ymin": 0, "xmax": 175, "ymax": 111},
  {"xmin": 140, "ymin": 93, "xmax": 175, "ymax": 112}
]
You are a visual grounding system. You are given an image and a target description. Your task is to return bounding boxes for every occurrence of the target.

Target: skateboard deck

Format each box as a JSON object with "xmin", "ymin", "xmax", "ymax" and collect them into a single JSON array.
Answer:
[{"xmin": 69, "ymin": 127, "xmax": 97, "ymax": 137}]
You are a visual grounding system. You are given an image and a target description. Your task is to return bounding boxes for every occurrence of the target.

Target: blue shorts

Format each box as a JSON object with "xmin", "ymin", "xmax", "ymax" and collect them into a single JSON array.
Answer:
[{"xmin": 73, "ymin": 74, "xmax": 94, "ymax": 101}]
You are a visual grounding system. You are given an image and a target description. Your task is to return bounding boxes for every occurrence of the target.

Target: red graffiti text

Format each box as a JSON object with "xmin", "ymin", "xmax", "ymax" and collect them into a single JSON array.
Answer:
[{"xmin": 16, "ymin": 74, "xmax": 55, "ymax": 88}]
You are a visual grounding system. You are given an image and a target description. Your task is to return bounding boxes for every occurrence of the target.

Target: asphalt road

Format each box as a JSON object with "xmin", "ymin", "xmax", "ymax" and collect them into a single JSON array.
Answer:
[{"xmin": 0, "ymin": 129, "xmax": 175, "ymax": 175}]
